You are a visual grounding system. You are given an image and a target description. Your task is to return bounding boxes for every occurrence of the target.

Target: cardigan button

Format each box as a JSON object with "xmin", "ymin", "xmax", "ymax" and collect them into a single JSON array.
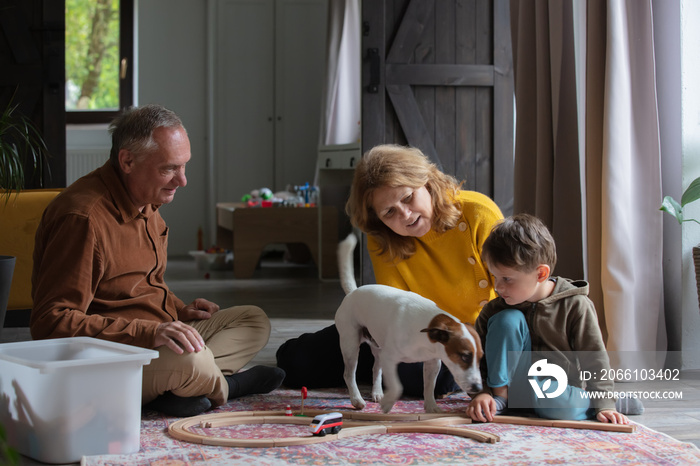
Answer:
[
  {"xmin": 478, "ymin": 280, "xmax": 489, "ymax": 288},
  {"xmin": 468, "ymin": 257, "xmax": 476, "ymax": 265},
  {"xmin": 458, "ymin": 222, "xmax": 467, "ymax": 231},
  {"xmin": 479, "ymin": 300, "xmax": 489, "ymax": 307}
]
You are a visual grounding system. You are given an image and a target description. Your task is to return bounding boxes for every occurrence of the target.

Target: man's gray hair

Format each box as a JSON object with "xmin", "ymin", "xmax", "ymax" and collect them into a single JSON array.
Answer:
[{"xmin": 108, "ymin": 104, "xmax": 184, "ymax": 165}]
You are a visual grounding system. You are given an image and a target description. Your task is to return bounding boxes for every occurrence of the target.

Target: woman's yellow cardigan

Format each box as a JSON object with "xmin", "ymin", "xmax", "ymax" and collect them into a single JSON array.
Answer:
[{"xmin": 368, "ymin": 190, "xmax": 503, "ymax": 325}]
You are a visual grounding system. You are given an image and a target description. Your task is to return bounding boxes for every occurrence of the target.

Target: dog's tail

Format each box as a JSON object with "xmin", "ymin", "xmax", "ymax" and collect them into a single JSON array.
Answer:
[{"xmin": 337, "ymin": 232, "xmax": 358, "ymax": 295}]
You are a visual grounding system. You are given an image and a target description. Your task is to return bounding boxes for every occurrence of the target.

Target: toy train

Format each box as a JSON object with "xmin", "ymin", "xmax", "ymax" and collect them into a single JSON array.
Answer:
[{"xmin": 309, "ymin": 412, "xmax": 343, "ymax": 436}]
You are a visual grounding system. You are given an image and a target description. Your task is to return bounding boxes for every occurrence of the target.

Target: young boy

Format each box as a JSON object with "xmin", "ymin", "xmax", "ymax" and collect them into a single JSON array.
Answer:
[{"xmin": 466, "ymin": 213, "xmax": 642, "ymax": 424}]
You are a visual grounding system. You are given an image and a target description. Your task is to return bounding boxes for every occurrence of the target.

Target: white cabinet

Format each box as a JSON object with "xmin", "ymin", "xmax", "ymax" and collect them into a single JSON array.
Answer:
[
  {"xmin": 317, "ymin": 142, "xmax": 361, "ymax": 171},
  {"xmin": 214, "ymin": 0, "xmax": 328, "ymax": 201}
]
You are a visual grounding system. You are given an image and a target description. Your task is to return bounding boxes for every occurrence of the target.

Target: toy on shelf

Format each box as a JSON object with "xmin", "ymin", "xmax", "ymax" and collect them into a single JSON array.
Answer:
[
  {"xmin": 240, "ymin": 184, "xmax": 319, "ymax": 208},
  {"xmin": 294, "ymin": 182, "xmax": 318, "ymax": 207},
  {"xmin": 241, "ymin": 187, "xmax": 274, "ymax": 208}
]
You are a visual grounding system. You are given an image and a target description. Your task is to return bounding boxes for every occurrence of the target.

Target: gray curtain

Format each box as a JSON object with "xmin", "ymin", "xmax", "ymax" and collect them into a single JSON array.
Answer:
[
  {"xmin": 510, "ymin": 0, "xmax": 584, "ymax": 281},
  {"xmin": 510, "ymin": 0, "xmax": 666, "ymax": 368}
]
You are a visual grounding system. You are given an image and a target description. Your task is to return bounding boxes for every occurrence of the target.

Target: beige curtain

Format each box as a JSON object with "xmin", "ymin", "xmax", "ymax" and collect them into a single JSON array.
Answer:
[
  {"xmin": 511, "ymin": 0, "xmax": 666, "ymax": 368},
  {"xmin": 586, "ymin": 0, "xmax": 666, "ymax": 368},
  {"xmin": 510, "ymin": 0, "xmax": 584, "ymax": 281}
]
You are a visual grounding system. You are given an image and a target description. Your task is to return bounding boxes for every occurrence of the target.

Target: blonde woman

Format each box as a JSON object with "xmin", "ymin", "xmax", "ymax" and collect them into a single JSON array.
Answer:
[{"xmin": 277, "ymin": 144, "xmax": 503, "ymax": 395}]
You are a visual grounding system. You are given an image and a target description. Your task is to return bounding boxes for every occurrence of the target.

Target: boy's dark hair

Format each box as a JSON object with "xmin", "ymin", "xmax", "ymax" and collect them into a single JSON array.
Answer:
[{"xmin": 481, "ymin": 213, "xmax": 557, "ymax": 273}]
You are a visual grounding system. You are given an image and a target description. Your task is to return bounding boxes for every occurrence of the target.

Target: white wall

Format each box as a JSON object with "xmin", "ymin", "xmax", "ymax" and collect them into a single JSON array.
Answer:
[
  {"xmin": 679, "ymin": 0, "xmax": 700, "ymax": 369},
  {"xmin": 137, "ymin": 0, "xmax": 210, "ymax": 255}
]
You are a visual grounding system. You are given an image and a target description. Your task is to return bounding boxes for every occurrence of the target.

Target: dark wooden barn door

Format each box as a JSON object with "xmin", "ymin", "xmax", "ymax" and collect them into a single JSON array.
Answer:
[
  {"xmin": 361, "ymin": 0, "xmax": 514, "ymax": 283},
  {"xmin": 0, "ymin": 0, "xmax": 66, "ymax": 189}
]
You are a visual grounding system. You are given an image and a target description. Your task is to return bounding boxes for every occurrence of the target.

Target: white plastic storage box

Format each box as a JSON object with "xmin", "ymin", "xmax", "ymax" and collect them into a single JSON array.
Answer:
[{"xmin": 0, "ymin": 337, "xmax": 158, "ymax": 464}]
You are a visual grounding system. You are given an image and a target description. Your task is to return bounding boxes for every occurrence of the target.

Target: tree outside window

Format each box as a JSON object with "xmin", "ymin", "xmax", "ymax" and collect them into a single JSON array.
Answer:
[{"xmin": 65, "ymin": 0, "xmax": 133, "ymax": 123}]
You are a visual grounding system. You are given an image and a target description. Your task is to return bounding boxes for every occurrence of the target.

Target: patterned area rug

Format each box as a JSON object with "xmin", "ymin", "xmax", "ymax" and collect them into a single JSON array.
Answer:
[{"xmin": 83, "ymin": 387, "xmax": 700, "ymax": 465}]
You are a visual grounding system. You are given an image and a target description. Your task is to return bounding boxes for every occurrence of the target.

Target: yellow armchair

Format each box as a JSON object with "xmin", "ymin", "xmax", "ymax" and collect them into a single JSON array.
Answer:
[{"xmin": 0, "ymin": 189, "xmax": 63, "ymax": 324}]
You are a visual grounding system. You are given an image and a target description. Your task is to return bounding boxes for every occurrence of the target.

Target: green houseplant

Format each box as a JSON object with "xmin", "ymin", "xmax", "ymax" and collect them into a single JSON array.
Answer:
[
  {"xmin": 660, "ymin": 176, "xmax": 700, "ymax": 226},
  {"xmin": 0, "ymin": 95, "xmax": 50, "ymax": 202},
  {"xmin": 0, "ymin": 93, "xmax": 51, "ymax": 301},
  {"xmin": 660, "ymin": 176, "xmax": 700, "ymax": 308},
  {"xmin": 0, "ymin": 96, "xmax": 50, "ymax": 321}
]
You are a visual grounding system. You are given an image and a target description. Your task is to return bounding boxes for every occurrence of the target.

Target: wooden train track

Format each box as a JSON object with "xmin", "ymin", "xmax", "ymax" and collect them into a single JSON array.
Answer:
[{"xmin": 168, "ymin": 409, "xmax": 635, "ymax": 448}]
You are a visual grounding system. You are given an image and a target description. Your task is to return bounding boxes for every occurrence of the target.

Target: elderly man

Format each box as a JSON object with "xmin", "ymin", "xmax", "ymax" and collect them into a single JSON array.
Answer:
[{"xmin": 31, "ymin": 104, "xmax": 284, "ymax": 417}]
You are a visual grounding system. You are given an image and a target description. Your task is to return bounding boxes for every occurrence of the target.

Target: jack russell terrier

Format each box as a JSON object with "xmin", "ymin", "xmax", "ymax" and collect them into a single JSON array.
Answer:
[{"xmin": 334, "ymin": 233, "xmax": 483, "ymax": 413}]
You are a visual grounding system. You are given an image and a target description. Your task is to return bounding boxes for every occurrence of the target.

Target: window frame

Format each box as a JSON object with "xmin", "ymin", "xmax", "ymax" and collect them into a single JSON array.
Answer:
[{"xmin": 65, "ymin": 0, "xmax": 133, "ymax": 124}]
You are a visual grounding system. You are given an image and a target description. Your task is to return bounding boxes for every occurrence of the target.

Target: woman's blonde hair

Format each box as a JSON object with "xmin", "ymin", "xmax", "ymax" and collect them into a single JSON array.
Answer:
[{"xmin": 346, "ymin": 144, "xmax": 462, "ymax": 261}]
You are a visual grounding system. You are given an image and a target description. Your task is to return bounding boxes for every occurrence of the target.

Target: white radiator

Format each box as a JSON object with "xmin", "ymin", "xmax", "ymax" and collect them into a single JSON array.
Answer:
[{"xmin": 66, "ymin": 148, "xmax": 109, "ymax": 185}]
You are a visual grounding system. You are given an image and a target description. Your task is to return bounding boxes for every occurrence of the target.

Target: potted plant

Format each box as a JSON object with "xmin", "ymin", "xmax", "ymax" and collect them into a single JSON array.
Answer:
[
  {"xmin": 0, "ymin": 94, "xmax": 50, "ymax": 202},
  {"xmin": 0, "ymin": 92, "xmax": 50, "ymax": 338},
  {"xmin": 660, "ymin": 176, "xmax": 700, "ymax": 307}
]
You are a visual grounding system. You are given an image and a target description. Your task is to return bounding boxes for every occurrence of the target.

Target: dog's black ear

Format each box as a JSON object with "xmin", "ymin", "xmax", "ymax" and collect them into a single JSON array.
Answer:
[{"xmin": 421, "ymin": 327, "xmax": 450, "ymax": 344}]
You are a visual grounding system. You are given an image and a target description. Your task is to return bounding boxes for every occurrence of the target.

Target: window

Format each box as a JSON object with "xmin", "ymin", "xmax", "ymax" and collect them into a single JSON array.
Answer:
[{"xmin": 65, "ymin": 0, "xmax": 133, "ymax": 124}]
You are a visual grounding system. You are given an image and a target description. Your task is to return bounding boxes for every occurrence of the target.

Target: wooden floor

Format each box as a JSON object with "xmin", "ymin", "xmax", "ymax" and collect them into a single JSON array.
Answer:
[{"xmin": 2, "ymin": 253, "xmax": 699, "ymax": 465}]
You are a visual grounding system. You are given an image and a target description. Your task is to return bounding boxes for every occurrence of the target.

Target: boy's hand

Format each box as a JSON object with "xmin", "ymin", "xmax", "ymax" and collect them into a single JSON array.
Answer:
[
  {"xmin": 466, "ymin": 393, "xmax": 497, "ymax": 422},
  {"xmin": 597, "ymin": 409, "xmax": 630, "ymax": 424}
]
